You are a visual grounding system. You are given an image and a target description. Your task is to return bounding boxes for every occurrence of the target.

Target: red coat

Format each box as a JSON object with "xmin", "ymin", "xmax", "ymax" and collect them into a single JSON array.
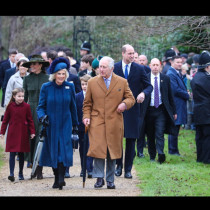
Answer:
[{"xmin": 0, "ymin": 101, "xmax": 35, "ymax": 152}]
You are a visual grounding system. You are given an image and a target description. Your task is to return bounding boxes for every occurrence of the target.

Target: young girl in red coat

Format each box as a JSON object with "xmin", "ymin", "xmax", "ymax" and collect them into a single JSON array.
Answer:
[{"xmin": 0, "ymin": 88, "xmax": 35, "ymax": 181}]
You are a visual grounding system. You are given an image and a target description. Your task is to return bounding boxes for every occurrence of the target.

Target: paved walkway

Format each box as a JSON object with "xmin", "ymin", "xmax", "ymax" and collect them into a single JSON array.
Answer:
[{"xmin": 0, "ymin": 107, "xmax": 141, "ymax": 196}]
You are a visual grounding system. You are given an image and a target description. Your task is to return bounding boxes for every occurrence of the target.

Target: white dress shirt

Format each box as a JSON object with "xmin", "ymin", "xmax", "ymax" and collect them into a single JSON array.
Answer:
[{"xmin": 150, "ymin": 73, "xmax": 162, "ymax": 106}]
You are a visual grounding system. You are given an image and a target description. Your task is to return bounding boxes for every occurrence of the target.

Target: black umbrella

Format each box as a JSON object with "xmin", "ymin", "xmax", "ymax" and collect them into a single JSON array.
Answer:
[
  {"xmin": 31, "ymin": 115, "xmax": 49, "ymax": 179},
  {"xmin": 82, "ymin": 126, "xmax": 89, "ymax": 188}
]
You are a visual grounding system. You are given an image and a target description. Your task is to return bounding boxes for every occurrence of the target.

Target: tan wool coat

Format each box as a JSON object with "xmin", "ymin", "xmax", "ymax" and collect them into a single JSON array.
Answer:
[{"xmin": 83, "ymin": 73, "xmax": 135, "ymax": 160}]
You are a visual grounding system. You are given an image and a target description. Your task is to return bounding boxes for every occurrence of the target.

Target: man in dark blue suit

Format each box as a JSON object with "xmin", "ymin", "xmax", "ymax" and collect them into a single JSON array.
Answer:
[
  {"xmin": 0, "ymin": 49, "xmax": 18, "ymax": 106},
  {"xmin": 75, "ymin": 74, "xmax": 93, "ymax": 177},
  {"xmin": 143, "ymin": 58, "xmax": 177, "ymax": 163},
  {"xmin": 114, "ymin": 44, "xmax": 153, "ymax": 178},
  {"xmin": 166, "ymin": 55, "xmax": 189, "ymax": 156}
]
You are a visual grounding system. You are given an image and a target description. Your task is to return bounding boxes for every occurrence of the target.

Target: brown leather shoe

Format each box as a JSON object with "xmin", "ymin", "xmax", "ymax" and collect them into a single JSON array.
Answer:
[
  {"xmin": 107, "ymin": 181, "xmax": 115, "ymax": 189},
  {"xmin": 94, "ymin": 178, "xmax": 105, "ymax": 188}
]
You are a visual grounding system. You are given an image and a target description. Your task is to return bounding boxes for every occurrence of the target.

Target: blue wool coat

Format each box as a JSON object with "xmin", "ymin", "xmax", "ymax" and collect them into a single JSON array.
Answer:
[
  {"xmin": 166, "ymin": 67, "xmax": 189, "ymax": 125},
  {"xmin": 114, "ymin": 61, "xmax": 153, "ymax": 138},
  {"xmin": 36, "ymin": 81, "xmax": 78, "ymax": 168}
]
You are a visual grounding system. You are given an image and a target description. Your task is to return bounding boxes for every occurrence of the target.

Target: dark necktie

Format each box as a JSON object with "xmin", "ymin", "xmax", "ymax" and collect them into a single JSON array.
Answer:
[
  {"xmin": 154, "ymin": 76, "xmax": 159, "ymax": 108},
  {"xmin": 124, "ymin": 64, "xmax": 128, "ymax": 79}
]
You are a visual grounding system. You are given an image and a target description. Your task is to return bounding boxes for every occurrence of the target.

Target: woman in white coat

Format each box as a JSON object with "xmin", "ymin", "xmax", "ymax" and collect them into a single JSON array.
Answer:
[{"xmin": 4, "ymin": 57, "xmax": 29, "ymax": 107}]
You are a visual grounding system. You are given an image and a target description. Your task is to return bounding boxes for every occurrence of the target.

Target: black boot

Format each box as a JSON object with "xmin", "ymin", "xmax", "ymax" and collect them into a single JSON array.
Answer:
[
  {"xmin": 52, "ymin": 168, "xmax": 59, "ymax": 189},
  {"xmin": 58, "ymin": 162, "xmax": 66, "ymax": 190},
  {"xmin": 36, "ymin": 165, "xmax": 43, "ymax": 179}
]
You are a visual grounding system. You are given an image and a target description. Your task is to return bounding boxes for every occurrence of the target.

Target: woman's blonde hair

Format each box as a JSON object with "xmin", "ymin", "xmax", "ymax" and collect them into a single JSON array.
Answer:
[{"xmin": 49, "ymin": 68, "xmax": 69, "ymax": 82}]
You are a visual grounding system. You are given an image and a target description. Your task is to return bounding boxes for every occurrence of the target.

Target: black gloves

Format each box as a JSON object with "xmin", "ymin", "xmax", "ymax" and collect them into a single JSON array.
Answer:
[
  {"xmin": 72, "ymin": 125, "xmax": 78, "ymax": 135},
  {"xmin": 40, "ymin": 115, "xmax": 49, "ymax": 127}
]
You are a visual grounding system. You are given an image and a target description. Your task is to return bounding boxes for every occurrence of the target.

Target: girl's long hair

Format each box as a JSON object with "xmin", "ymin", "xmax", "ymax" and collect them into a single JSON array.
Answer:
[{"xmin": 6, "ymin": 87, "xmax": 25, "ymax": 110}]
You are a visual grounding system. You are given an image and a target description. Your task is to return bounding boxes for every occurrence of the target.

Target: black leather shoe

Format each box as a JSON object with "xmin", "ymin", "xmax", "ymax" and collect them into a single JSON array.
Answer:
[
  {"xmin": 158, "ymin": 154, "xmax": 166, "ymax": 164},
  {"xmin": 124, "ymin": 171, "xmax": 132, "ymax": 179},
  {"xmin": 137, "ymin": 152, "xmax": 145, "ymax": 158},
  {"xmin": 8, "ymin": 176, "xmax": 15, "ymax": 182},
  {"xmin": 115, "ymin": 165, "xmax": 122, "ymax": 176},
  {"xmin": 107, "ymin": 181, "xmax": 115, "ymax": 189},
  {"xmin": 94, "ymin": 178, "xmax": 105, "ymax": 188}
]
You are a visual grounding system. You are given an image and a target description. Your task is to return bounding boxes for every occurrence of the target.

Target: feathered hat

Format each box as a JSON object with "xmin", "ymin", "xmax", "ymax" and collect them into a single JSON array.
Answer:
[{"xmin": 49, "ymin": 57, "xmax": 70, "ymax": 74}]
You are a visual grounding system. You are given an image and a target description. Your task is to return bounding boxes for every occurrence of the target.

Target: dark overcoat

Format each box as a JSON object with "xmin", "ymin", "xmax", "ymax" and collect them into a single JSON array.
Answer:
[
  {"xmin": 36, "ymin": 81, "xmax": 78, "ymax": 168},
  {"xmin": 0, "ymin": 102, "xmax": 35, "ymax": 152},
  {"xmin": 142, "ymin": 73, "xmax": 177, "ymax": 135},
  {"xmin": 166, "ymin": 67, "xmax": 189, "ymax": 125},
  {"xmin": 190, "ymin": 69, "xmax": 210, "ymax": 125},
  {"xmin": 114, "ymin": 61, "xmax": 153, "ymax": 138},
  {"xmin": 76, "ymin": 91, "xmax": 85, "ymax": 132},
  {"xmin": 23, "ymin": 72, "xmax": 49, "ymax": 162}
]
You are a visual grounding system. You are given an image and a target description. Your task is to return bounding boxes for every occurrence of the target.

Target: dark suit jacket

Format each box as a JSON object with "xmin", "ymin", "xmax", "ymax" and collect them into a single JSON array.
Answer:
[
  {"xmin": 114, "ymin": 61, "xmax": 153, "ymax": 138},
  {"xmin": 67, "ymin": 73, "xmax": 81, "ymax": 94},
  {"xmin": 75, "ymin": 91, "xmax": 85, "ymax": 132},
  {"xmin": 3, "ymin": 67, "xmax": 17, "ymax": 91},
  {"xmin": 142, "ymin": 73, "xmax": 177, "ymax": 135},
  {"xmin": 0, "ymin": 59, "xmax": 11, "ymax": 89},
  {"xmin": 190, "ymin": 69, "xmax": 210, "ymax": 125}
]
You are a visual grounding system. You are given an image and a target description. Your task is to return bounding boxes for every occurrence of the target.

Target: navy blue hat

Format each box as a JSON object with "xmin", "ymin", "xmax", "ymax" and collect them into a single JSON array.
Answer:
[
  {"xmin": 49, "ymin": 57, "xmax": 70, "ymax": 74},
  {"xmin": 198, "ymin": 51, "xmax": 210, "ymax": 69},
  {"xmin": 80, "ymin": 41, "xmax": 91, "ymax": 52},
  {"xmin": 164, "ymin": 49, "xmax": 176, "ymax": 60}
]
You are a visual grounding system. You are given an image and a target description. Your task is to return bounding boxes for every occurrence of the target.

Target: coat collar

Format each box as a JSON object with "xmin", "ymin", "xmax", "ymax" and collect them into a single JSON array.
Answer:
[{"xmin": 97, "ymin": 73, "xmax": 118, "ymax": 95}]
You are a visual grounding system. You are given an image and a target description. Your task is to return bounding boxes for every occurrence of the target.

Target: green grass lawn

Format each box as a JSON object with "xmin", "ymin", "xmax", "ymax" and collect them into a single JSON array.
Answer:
[{"xmin": 134, "ymin": 129, "xmax": 210, "ymax": 196}]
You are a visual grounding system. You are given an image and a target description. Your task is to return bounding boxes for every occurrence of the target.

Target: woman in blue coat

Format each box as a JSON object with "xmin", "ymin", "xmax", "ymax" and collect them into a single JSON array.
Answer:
[{"xmin": 37, "ymin": 57, "xmax": 78, "ymax": 190}]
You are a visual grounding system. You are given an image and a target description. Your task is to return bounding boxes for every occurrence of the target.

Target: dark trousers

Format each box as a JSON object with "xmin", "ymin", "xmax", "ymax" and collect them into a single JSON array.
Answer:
[
  {"xmin": 137, "ymin": 121, "xmax": 146, "ymax": 154},
  {"xmin": 195, "ymin": 124, "xmax": 210, "ymax": 164},
  {"xmin": 145, "ymin": 105, "xmax": 167, "ymax": 159},
  {"xmin": 168, "ymin": 125, "xmax": 181, "ymax": 154},
  {"xmin": 9, "ymin": 152, "xmax": 24, "ymax": 176},
  {"xmin": 116, "ymin": 138, "xmax": 136, "ymax": 173},
  {"xmin": 78, "ymin": 131, "xmax": 93, "ymax": 172}
]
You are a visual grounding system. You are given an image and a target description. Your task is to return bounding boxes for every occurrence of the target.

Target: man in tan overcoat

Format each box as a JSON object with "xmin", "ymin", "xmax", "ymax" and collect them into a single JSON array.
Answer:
[{"xmin": 83, "ymin": 56, "xmax": 135, "ymax": 189}]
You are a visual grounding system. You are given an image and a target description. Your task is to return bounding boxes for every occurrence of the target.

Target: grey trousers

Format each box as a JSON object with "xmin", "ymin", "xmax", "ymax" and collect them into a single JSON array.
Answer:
[{"xmin": 92, "ymin": 149, "xmax": 116, "ymax": 182}]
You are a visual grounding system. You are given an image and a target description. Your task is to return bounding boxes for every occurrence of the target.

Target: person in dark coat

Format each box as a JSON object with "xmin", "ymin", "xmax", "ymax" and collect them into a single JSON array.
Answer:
[
  {"xmin": 0, "ymin": 88, "xmax": 35, "ymax": 181},
  {"xmin": 142, "ymin": 58, "xmax": 177, "ymax": 163},
  {"xmin": 114, "ymin": 44, "xmax": 153, "ymax": 178},
  {"xmin": 76, "ymin": 74, "xmax": 93, "ymax": 178},
  {"xmin": 166, "ymin": 56, "xmax": 189, "ymax": 156},
  {"xmin": 0, "ymin": 49, "xmax": 18, "ymax": 107},
  {"xmin": 22, "ymin": 55, "xmax": 50, "ymax": 177},
  {"xmin": 67, "ymin": 73, "xmax": 81, "ymax": 93},
  {"xmin": 162, "ymin": 49, "xmax": 176, "ymax": 74},
  {"xmin": 36, "ymin": 57, "xmax": 78, "ymax": 190},
  {"xmin": 190, "ymin": 51, "xmax": 210, "ymax": 164}
]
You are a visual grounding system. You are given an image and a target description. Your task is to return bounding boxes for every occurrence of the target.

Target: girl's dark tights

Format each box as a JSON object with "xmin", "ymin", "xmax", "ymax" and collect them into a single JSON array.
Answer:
[{"xmin": 9, "ymin": 152, "xmax": 24, "ymax": 176}]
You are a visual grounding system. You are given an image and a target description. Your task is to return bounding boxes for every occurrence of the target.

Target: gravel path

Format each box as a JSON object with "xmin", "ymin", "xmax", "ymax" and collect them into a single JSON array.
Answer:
[{"xmin": 0, "ymin": 108, "xmax": 141, "ymax": 197}]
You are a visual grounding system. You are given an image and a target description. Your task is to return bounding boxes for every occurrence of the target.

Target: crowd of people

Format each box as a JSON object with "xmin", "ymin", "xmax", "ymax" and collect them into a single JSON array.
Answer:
[{"xmin": 0, "ymin": 41, "xmax": 209, "ymax": 191}]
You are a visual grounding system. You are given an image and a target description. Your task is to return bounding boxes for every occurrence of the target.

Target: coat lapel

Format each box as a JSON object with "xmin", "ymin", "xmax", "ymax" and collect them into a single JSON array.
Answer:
[
  {"xmin": 97, "ymin": 75, "xmax": 107, "ymax": 94},
  {"xmin": 106, "ymin": 73, "xmax": 118, "ymax": 96}
]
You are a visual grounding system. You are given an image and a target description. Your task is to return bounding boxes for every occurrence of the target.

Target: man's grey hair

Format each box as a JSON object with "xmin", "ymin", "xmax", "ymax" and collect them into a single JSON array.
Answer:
[
  {"xmin": 15, "ymin": 53, "xmax": 25, "ymax": 61},
  {"xmin": 100, "ymin": 56, "xmax": 115, "ymax": 69}
]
